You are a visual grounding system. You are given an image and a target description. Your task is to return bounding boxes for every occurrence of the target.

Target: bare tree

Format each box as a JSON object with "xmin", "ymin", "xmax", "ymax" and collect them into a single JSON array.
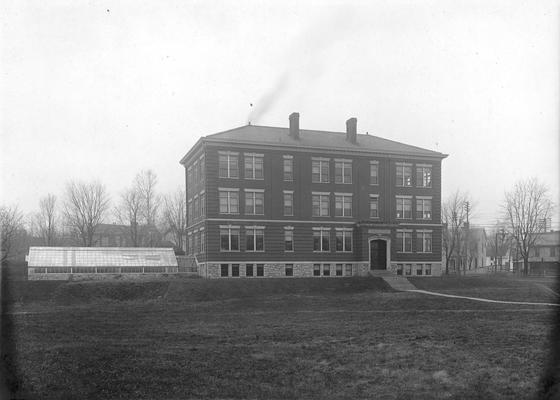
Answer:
[
  {"xmin": 1, "ymin": 205, "xmax": 24, "ymax": 264},
  {"xmin": 34, "ymin": 194, "xmax": 58, "ymax": 246},
  {"xmin": 503, "ymin": 178, "xmax": 553, "ymax": 275},
  {"xmin": 135, "ymin": 169, "xmax": 160, "ymax": 227},
  {"xmin": 442, "ymin": 190, "xmax": 475, "ymax": 274},
  {"xmin": 63, "ymin": 180, "xmax": 110, "ymax": 246},
  {"xmin": 161, "ymin": 189, "xmax": 187, "ymax": 253},
  {"xmin": 114, "ymin": 187, "xmax": 143, "ymax": 247}
]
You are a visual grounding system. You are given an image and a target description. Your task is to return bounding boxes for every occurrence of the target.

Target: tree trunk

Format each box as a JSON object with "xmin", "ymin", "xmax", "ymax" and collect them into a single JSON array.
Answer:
[{"xmin": 523, "ymin": 257, "xmax": 529, "ymax": 276}]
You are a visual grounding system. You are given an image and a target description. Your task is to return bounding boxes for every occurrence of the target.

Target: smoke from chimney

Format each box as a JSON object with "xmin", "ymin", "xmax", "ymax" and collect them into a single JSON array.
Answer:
[{"xmin": 247, "ymin": 8, "xmax": 356, "ymax": 124}]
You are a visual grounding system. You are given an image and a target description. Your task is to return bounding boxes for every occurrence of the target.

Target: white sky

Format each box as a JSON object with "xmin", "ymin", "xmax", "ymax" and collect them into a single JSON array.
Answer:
[{"xmin": 1, "ymin": 0, "xmax": 559, "ymax": 229}]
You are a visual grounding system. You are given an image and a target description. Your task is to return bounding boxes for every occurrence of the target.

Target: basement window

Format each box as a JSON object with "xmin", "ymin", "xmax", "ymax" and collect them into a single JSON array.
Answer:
[
  {"xmin": 285, "ymin": 264, "xmax": 293, "ymax": 277},
  {"xmin": 232, "ymin": 264, "xmax": 240, "ymax": 277},
  {"xmin": 336, "ymin": 264, "xmax": 343, "ymax": 276},
  {"xmin": 313, "ymin": 264, "xmax": 321, "ymax": 276},
  {"xmin": 245, "ymin": 264, "xmax": 253, "ymax": 277},
  {"xmin": 256, "ymin": 264, "xmax": 264, "ymax": 277},
  {"xmin": 221, "ymin": 264, "xmax": 228, "ymax": 277}
]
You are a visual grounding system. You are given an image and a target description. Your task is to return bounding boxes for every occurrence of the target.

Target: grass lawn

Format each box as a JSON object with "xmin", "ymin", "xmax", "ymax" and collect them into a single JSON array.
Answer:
[{"xmin": 2, "ymin": 276, "xmax": 558, "ymax": 399}]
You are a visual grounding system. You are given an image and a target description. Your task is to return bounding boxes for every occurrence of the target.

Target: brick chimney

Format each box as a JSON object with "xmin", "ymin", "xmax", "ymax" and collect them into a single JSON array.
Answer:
[
  {"xmin": 346, "ymin": 117, "xmax": 357, "ymax": 144},
  {"xmin": 289, "ymin": 112, "xmax": 300, "ymax": 139}
]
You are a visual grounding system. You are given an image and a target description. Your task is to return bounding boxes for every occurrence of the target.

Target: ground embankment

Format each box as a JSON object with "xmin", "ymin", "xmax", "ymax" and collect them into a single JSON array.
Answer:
[{"xmin": 2, "ymin": 277, "xmax": 393, "ymax": 306}]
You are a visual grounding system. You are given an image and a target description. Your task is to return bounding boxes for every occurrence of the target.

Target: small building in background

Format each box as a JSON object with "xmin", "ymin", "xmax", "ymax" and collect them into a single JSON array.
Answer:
[
  {"xmin": 92, "ymin": 223, "xmax": 163, "ymax": 247},
  {"xmin": 26, "ymin": 247, "xmax": 178, "ymax": 280},
  {"xmin": 525, "ymin": 231, "xmax": 560, "ymax": 276}
]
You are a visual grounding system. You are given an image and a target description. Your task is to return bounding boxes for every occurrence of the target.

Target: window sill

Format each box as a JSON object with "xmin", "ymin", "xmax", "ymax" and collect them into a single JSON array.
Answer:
[
  {"xmin": 219, "ymin": 177, "xmax": 239, "ymax": 179},
  {"xmin": 220, "ymin": 250, "xmax": 240, "ymax": 252},
  {"xmin": 246, "ymin": 250, "xmax": 265, "ymax": 253}
]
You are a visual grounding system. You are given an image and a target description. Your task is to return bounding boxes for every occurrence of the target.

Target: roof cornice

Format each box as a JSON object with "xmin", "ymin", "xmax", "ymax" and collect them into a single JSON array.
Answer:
[{"xmin": 203, "ymin": 137, "xmax": 448, "ymax": 160}]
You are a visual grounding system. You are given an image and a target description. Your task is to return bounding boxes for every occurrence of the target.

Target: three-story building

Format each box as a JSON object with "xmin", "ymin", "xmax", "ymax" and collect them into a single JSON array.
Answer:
[{"xmin": 180, "ymin": 113, "xmax": 447, "ymax": 278}]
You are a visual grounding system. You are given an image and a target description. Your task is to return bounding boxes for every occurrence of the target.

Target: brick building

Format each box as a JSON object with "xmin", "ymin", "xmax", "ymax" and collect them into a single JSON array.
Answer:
[{"xmin": 180, "ymin": 113, "xmax": 447, "ymax": 278}]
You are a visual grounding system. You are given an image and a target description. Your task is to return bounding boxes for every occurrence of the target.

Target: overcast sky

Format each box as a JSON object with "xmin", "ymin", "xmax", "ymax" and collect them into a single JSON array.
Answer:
[{"xmin": 1, "ymin": 0, "xmax": 559, "ymax": 229}]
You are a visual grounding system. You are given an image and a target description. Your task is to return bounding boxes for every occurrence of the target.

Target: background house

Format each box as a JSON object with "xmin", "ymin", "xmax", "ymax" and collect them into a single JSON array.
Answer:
[{"xmin": 522, "ymin": 231, "xmax": 560, "ymax": 276}]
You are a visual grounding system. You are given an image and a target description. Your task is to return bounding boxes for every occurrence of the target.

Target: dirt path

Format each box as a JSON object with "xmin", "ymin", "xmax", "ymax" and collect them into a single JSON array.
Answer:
[{"xmin": 408, "ymin": 289, "xmax": 559, "ymax": 307}]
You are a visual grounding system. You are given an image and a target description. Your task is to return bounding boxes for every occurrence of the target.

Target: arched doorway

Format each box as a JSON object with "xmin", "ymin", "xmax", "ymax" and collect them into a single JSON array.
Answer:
[{"xmin": 369, "ymin": 238, "xmax": 389, "ymax": 270}]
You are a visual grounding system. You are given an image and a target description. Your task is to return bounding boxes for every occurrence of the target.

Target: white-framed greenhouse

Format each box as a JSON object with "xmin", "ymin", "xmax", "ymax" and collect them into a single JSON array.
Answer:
[{"xmin": 26, "ymin": 247, "xmax": 178, "ymax": 280}]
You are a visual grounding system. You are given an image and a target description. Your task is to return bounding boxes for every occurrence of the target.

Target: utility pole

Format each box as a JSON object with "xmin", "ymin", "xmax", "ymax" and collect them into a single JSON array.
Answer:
[
  {"xmin": 464, "ymin": 202, "xmax": 470, "ymax": 275},
  {"xmin": 495, "ymin": 229, "xmax": 498, "ymax": 274}
]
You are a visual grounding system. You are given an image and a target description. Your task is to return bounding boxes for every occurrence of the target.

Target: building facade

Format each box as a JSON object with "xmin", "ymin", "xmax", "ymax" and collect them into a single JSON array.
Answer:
[
  {"xmin": 524, "ymin": 231, "xmax": 560, "ymax": 275},
  {"xmin": 180, "ymin": 113, "xmax": 447, "ymax": 278}
]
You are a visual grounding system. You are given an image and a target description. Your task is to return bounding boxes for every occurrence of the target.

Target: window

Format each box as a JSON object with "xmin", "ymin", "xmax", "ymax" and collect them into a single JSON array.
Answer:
[
  {"xmin": 285, "ymin": 264, "xmax": 293, "ymax": 277},
  {"xmin": 219, "ymin": 152, "xmax": 238, "ymax": 178},
  {"xmin": 416, "ymin": 165, "xmax": 432, "ymax": 188},
  {"xmin": 396, "ymin": 197, "xmax": 412, "ymax": 219},
  {"xmin": 188, "ymin": 235, "xmax": 193, "ymax": 255},
  {"xmin": 336, "ymin": 264, "xmax": 343, "ymax": 276},
  {"xmin": 405, "ymin": 264, "xmax": 412, "ymax": 276},
  {"xmin": 551, "ymin": 247, "xmax": 557, "ymax": 257},
  {"xmin": 256, "ymin": 264, "xmax": 264, "ymax": 277},
  {"xmin": 425, "ymin": 264, "xmax": 432, "ymax": 275},
  {"xmin": 232, "ymin": 264, "xmax": 240, "ymax": 277},
  {"xmin": 396, "ymin": 163, "xmax": 412, "ymax": 187},
  {"xmin": 312, "ymin": 158, "xmax": 330, "ymax": 183},
  {"xmin": 345, "ymin": 264, "xmax": 352, "ymax": 276},
  {"xmin": 200, "ymin": 193, "xmax": 205, "ymax": 216},
  {"xmin": 219, "ymin": 189, "xmax": 239, "ymax": 214},
  {"xmin": 193, "ymin": 196, "xmax": 199, "ymax": 219},
  {"xmin": 220, "ymin": 226, "xmax": 240, "ymax": 251},
  {"xmin": 323, "ymin": 264, "xmax": 330, "ymax": 276},
  {"xmin": 370, "ymin": 161, "xmax": 379, "ymax": 185},
  {"xmin": 313, "ymin": 264, "xmax": 321, "ymax": 276},
  {"xmin": 194, "ymin": 233, "xmax": 199, "ymax": 254},
  {"xmin": 221, "ymin": 264, "xmax": 228, "ymax": 277},
  {"xmin": 313, "ymin": 228, "xmax": 330, "ymax": 252},
  {"xmin": 335, "ymin": 160, "xmax": 352, "ymax": 184},
  {"xmin": 246, "ymin": 264, "xmax": 253, "ymax": 277},
  {"xmin": 396, "ymin": 231, "xmax": 412, "ymax": 252},
  {"xmin": 396, "ymin": 264, "xmax": 403, "ymax": 275},
  {"xmin": 245, "ymin": 190, "xmax": 264, "ymax": 215},
  {"xmin": 283, "ymin": 155, "xmax": 293, "ymax": 181},
  {"xmin": 369, "ymin": 195, "xmax": 379, "ymax": 218},
  {"xmin": 244, "ymin": 153, "xmax": 264, "ymax": 180},
  {"xmin": 312, "ymin": 193, "xmax": 330, "ymax": 217},
  {"xmin": 284, "ymin": 228, "xmax": 294, "ymax": 251},
  {"xmin": 416, "ymin": 264, "xmax": 423, "ymax": 275},
  {"xmin": 187, "ymin": 166, "xmax": 193, "ymax": 187},
  {"xmin": 193, "ymin": 162, "xmax": 198, "ymax": 185},
  {"xmin": 246, "ymin": 226, "xmax": 264, "ymax": 252},
  {"xmin": 335, "ymin": 229, "xmax": 352, "ymax": 252},
  {"xmin": 188, "ymin": 201, "xmax": 193, "ymax": 222},
  {"xmin": 335, "ymin": 194, "xmax": 352, "ymax": 217},
  {"xmin": 284, "ymin": 191, "xmax": 294, "ymax": 216},
  {"xmin": 200, "ymin": 231, "xmax": 205, "ymax": 253},
  {"xmin": 534, "ymin": 247, "xmax": 540, "ymax": 257},
  {"xmin": 417, "ymin": 231, "xmax": 432, "ymax": 253},
  {"xmin": 199, "ymin": 157, "xmax": 205, "ymax": 183},
  {"xmin": 416, "ymin": 198, "xmax": 432, "ymax": 220}
]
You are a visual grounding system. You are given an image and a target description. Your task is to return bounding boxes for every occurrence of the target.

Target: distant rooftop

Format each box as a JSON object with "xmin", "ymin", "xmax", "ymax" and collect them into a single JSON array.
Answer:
[{"xmin": 26, "ymin": 247, "xmax": 178, "ymax": 267}]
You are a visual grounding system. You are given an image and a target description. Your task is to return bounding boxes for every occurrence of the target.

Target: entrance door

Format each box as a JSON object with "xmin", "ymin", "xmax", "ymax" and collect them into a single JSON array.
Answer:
[{"xmin": 370, "ymin": 239, "xmax": 387, "ymax": 270}]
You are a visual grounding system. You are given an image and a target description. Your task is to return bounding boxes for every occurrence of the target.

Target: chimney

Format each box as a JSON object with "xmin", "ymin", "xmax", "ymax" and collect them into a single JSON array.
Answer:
[
  {"xmin": 346, "ymin": 117, "xmax": 357, "ymax": 144},
  {"xmin": 289, "ymin": 112, "xmax": 300, "ymax": 139}
]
